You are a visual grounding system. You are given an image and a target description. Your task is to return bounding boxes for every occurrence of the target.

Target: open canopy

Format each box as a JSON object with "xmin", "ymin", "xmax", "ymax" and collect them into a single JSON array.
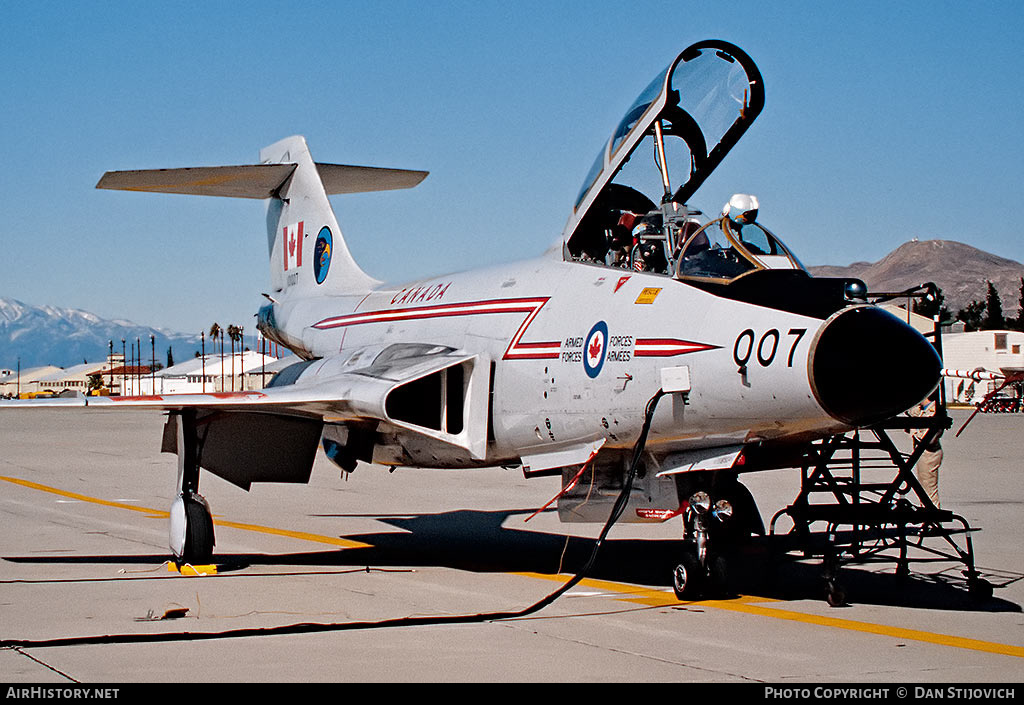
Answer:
[{"xmin": 564, "ymin": 40, "xmax": 764, "ymax": 261}]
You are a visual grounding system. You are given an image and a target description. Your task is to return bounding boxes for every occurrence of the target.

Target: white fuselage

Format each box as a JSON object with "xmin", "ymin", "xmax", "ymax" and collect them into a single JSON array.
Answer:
[{"xmin": 269, "ymin": 253, "xmax": 846, "ymax": 468}]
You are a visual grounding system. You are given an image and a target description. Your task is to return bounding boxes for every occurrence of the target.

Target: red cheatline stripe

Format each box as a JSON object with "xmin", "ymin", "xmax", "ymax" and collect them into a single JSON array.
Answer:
[
  {"xmin": 505, "ymin": 346, "xmax": 561, "ymax": 360},
  {"xmin": 312, "ymin": 297, "xmax": 561, "ymax": 361},
  {"xmin": 633, "ymin": 338, "xmax": 719, "ymax": 357},
  {"xmin": 106, "ymin": 391, "xmax": 268, "ymax": 403},
  {"xmin": 313, "ymin": 297, "xmax": 550, "ymax": 330},
  {"xmin": 313, "ymin": 301, "xmax": 719, "ymax": 361}
]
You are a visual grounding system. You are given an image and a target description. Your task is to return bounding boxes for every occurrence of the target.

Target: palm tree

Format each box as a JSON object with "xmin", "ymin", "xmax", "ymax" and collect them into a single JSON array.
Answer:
[
  {"xmin": 209, "ymin": 323, "xmax": 223, "ymax": 391},
  {"xmin": 227, "ymin": 324, "xmax": 242, "ymax": 391},
  {"xmin": 86, "ymin": 372, "xmax": 104, "ymax": 396}
]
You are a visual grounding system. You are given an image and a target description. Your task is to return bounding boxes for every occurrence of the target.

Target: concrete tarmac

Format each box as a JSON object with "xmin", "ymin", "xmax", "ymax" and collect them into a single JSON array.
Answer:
[{"xmin": 0, "ymin": 408, "xmax": 1021, "ymax": 683}]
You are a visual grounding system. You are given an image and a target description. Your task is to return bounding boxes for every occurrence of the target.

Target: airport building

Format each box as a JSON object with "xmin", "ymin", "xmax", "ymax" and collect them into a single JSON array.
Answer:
[
  {"xmin": 138, "ymin": 350, "xmax": 289, "ymax": 395},
  {"xmin": 0, "ymin": 355, "xmax": 142, "ymax": 398},
  {"xmin": 875, "ymin": 306, "xmax": 1022, "ymax": 407},
  {"xmin": 37, "ymin": 361, "xmax": 128, "ymax": 395},
  {"xmin": 0, "ymin": 352, "xmax": 292, "ymax": 398},
  {"xmin": 0, "ymin": 365, "xmax": 63, "ymax": 398},
  {"xmin": 943, "ymin": 330, "xmax": 1024, "ymax": 404},
  {"xmin": 108, "ymin": 364, "xmax": 155, "ymax": 396}
]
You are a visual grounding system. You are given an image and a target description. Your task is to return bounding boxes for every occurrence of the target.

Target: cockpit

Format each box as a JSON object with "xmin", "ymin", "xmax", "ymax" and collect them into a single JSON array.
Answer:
[
  {"xmin": 563, "ymin": 41, "xmax": 807, "ymax": 288},
  {"xmin": 674, "ymin": 211, "xmax": 804, "ymax": 283}
]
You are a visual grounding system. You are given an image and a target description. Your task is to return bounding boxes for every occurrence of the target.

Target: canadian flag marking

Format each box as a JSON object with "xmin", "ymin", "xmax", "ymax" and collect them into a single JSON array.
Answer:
[{"xmin": 283, "ymin": 221, "xmax": 304, "ymax": 271}]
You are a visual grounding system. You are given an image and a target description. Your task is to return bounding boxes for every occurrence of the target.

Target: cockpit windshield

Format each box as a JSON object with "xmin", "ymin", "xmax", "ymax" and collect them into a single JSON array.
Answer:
[
  {"xmin": 674, "ymin": 217, "xmax": 804, "ymax": 283},
  {"xmin": 573, "ymin": 69, "xmax": 669, "ymax": 211},
  {"xmin": 564, "ymin": 40, "xmax": 786, "ymax": 284},
  {"xmin": 611, "ymin": 72, "xmax": 666, "ymax": 157}
]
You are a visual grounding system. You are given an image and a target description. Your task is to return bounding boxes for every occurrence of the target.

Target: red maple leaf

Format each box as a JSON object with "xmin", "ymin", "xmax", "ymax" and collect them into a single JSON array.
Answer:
[{"xmin": 588, "ymin": 334, "xmax": 603, "ymax": 361}]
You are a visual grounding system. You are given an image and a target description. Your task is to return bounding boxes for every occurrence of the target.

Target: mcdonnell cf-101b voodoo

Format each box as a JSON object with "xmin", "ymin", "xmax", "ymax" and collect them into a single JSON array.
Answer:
[{"xmin": 34, "ymin": 40, "xmax": 943, "ymax": 597}]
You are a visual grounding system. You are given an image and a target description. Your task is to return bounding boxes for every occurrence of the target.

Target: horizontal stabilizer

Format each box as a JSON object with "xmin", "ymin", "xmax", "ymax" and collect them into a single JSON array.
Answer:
[
  {"xmin": 316, "ymin": 163, "xmax": 428, "ymax": 194},
  {"xmin": 96, "ymin": 164, "xmax": 298, "ymax": 199},
  {"xmin": 96, "ymin": 163, "xmax": 427, "ymax": 199}
]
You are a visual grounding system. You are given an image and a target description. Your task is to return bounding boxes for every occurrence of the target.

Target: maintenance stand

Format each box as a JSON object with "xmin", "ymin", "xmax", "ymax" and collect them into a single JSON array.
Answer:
[{"xmin": 767, "ymin": 284, "xmax": 993, "ymax": 605}]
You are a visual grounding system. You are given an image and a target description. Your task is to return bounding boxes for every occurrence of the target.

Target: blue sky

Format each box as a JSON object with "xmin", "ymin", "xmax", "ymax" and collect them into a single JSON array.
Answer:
[{"xmin": 3, "ymin": 1, "xmax": 1022, "ymax": 334}]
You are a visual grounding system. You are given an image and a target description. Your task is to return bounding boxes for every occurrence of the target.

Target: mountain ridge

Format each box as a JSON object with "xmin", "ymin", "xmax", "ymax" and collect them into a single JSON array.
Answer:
[
  {"xmin": 808, "ymin": 239, "xmax": 1024, "ymax": 315},
  {"xmin": 0, "ymin": 297, "xmax": 203, "ymax": 370}
]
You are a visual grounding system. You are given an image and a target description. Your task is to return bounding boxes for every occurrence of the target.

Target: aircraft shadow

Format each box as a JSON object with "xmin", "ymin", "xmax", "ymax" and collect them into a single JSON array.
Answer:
[{"xmin": 4, "ymin": 506, "xmax": 1019, "ymax": 613}]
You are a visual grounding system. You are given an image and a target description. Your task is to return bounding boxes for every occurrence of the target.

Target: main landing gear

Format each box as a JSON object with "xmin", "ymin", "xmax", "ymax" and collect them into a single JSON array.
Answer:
[
  {"xmin": 168, "ymin": 409, "xmax": 216, "ymax": 565},
  {"xmin": 671, "ymin": 489, "xmax": 736, "ymax": 600},
  {"xmin": 669, "ymin": 475, "xmax": 764, "ymax": 600}
]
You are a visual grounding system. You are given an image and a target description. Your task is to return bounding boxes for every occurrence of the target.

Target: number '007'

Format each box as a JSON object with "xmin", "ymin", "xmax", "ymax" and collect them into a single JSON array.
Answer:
[{"xmin": 733, "ymin": 328, "xmax": 806, "ymax": 368}]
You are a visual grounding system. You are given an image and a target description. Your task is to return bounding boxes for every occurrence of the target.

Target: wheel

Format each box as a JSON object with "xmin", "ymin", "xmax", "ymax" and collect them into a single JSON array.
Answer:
[
  {"xmin": 181, "ymin": 495, "xmax": 215, "ymax": 564},
  {"xmin": 720, "ymin": 480, "xmax": 765, "ymax": 543},
  {"xmin": 672, "ymin": 549, "xmax": 704, "ymax": 600},
  {"xmin": 708, "ymin": 554, "xmax": 731, "ymax": 598},
  {"xmin": 825, "ymin": 579, "xmax": 847, "ymax": 607}
]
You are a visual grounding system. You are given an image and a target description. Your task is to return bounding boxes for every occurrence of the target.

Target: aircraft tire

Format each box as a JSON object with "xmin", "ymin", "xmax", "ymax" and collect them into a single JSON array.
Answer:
[
  {"xmin": 181, "ymin": 495, "xmax": 215, "ymax": 564},
  {"xmin": 672, "ymin": 549, "xmax": 703, "ymax": 600},
  {"xmin": 825, "ymin": 579, "xmax": 847, "ymax": 607},
  {"xmin": 708, "ymin": 554, "xmax": 731, "ymax": 597}
]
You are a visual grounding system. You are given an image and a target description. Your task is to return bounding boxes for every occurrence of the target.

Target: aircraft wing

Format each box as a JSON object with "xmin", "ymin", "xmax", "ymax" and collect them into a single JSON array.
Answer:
[
  {"xmin": 86, "ymin": 378, "xmax": 385, "ymax": 417},
  {"xmin": 3, "ymin": 344, "xmax": 490, "ymax": 490},
  {"xmin": 0, "ymin": 395, "xmax": 91, "ymax": 407}
]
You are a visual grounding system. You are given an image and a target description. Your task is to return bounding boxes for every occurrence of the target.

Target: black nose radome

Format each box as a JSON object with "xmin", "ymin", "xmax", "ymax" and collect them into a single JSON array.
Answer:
[{"xmin": 809, "ymin": 306, "xmax": 941, "ymax": 427}]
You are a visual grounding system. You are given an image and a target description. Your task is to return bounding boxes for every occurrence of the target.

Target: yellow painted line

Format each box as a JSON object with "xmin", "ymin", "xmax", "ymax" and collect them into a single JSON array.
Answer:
[
  {"xmin": 0, "ymin": 475, "xmax": 370, "ymax": 550},
  {"xmin": 6, "ymin": 474, "xmax": 1021, "ymax": 657},
  {"xmin": 517, "ymin": 571, "xmax": 1024, "ymax": 659},
  {"xmin": 512, "ymin": 572, "xmax": 691, "ymax": 600},
  {"xmin": 696, "ymin": 600, "xmax": 1024, "ymax": 658},
  {"xmin": 211, "ymin": 518, "xmax": 371, "ymax": 549},
  {"xmin": 1, "ymin": 476, "xmax": 168, "ymax": 517}
]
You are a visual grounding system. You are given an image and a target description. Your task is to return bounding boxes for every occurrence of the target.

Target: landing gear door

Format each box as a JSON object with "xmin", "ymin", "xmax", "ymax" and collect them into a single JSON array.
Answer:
[{"xmin": 564, "ymin": 40, "xmax": 764, "ymax": 263}]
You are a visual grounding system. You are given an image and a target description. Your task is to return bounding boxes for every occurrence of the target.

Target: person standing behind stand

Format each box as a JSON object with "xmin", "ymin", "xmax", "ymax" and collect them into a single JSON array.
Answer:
[{"xmin": 907, "ymin": 399, "xmax": 942, "ymax": 508}]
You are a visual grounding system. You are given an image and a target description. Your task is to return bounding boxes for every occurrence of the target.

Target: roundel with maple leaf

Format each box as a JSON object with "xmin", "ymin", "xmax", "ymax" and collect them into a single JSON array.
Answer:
[{"xmin": 583, "ymin": 321, "xmax": 608, "ymax": 379}]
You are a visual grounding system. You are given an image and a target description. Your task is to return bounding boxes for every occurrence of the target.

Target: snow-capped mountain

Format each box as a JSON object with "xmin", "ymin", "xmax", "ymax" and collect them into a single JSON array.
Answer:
[{"xmin": 0, "ymin": 298, "xmax": 203, "ymax": 369}]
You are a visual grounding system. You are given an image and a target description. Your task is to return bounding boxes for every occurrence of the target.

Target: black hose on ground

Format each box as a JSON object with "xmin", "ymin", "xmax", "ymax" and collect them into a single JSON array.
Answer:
[{"xmin": 1, "ymin": 390, "xmax": 669, "ymax": 649}]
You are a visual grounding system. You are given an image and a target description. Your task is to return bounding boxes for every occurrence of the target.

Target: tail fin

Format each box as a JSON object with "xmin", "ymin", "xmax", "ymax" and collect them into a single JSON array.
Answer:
[
  {"xmin": 259, "ymin": 136, "xmax": 379, "ymax": 297},
  {"xmin": 96, "ymin": 136, "xmax": 428, "ymax": 298}
]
